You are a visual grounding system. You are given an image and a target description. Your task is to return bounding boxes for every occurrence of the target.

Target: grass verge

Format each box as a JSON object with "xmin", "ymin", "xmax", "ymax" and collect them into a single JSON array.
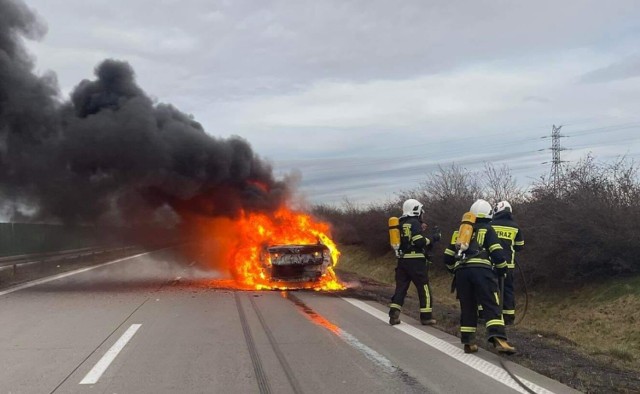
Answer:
[{"xmin": 336, "ymin": 244, "xmax": 640, "ymax": 393}]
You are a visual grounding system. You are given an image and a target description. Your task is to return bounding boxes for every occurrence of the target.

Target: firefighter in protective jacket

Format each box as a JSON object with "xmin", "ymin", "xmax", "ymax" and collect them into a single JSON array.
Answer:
[
  {"xmin": 491, "ymin": 200, "xmax": 524, "ymax": 325},
  {"xmin": 389, "ymin": 199, "xmax": 439, "ymax": 326},
  {"xmin": 444, "ymin": 199, "xmax": 516, "ymax": 354}
]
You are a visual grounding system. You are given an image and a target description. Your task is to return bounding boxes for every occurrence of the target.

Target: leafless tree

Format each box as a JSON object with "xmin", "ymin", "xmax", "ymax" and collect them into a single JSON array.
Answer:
[
  {"xmin": 481, "ymin": 162, "xmax": 525, "ymax": 204},
  {"xmin": 420, "ymin": 163, "xmax": 481, "ymax": 202}
]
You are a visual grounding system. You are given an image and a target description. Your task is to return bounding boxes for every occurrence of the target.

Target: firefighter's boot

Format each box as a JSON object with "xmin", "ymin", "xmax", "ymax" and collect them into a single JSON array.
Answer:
[
  {"xmin": 420, "ymin": 312, "xmax": 436, "ymax": 326},
  {"xmin": 464, "ymin": 344, "xmax": 478, "ymax": 353},
  {"xmin": 493, "ymin": 337, "xmax": 516, "ymax": 355},
  {"xmin": 389, "ymin": 307, "xmax": 401, "ymax": 325}
]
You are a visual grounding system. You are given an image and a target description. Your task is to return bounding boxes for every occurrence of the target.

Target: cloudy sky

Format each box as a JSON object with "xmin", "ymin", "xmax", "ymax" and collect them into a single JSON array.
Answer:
[{"xmin": 21, "ymin": 0, "xmax": 640, "ymax": 205}]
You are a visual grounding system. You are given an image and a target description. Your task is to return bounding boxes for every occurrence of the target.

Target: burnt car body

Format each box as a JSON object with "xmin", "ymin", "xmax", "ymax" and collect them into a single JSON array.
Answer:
[{"xmin": 262, "ymin": 243, "xmax": 333, "ymax": 282}]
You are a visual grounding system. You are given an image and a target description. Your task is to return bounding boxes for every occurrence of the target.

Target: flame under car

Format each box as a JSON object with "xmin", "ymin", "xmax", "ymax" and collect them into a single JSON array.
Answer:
[{"xmin": 263, "ymin": 243, "xmax": 333, "ymax": 282}]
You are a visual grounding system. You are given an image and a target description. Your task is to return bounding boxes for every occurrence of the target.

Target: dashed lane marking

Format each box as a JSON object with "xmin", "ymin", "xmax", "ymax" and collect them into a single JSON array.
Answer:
[{"xmin": 79, "ymin": 324, "xmax": 142, "ymax": 385}]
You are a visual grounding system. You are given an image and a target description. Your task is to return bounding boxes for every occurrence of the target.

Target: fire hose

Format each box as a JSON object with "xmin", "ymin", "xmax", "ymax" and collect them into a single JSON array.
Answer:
[
  {"xmin": 497, "ymin": 268, "xmax": 535, "ymax": 394},
  {"xmin": 513, "ymin": 260, "xmax": 529, "ymax": 326}
]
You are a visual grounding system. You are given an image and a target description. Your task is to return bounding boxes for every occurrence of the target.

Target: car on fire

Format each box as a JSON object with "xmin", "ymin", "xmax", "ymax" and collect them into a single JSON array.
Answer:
[{"xmin": 261, "ymin": 243, "xmax": 334, "ymax": 282}]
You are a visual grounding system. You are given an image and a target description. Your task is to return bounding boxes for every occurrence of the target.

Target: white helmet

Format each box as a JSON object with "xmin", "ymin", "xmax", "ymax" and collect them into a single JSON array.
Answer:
[
  {"xmin": 494, "ymin": 200, "xmax": 512, "ymax": 215},
  {"xmin": 470, "ymin": 199, "xmax": 493, "ymax": 219},
  {"xmin": 402, "ymin": 199, "xmax": 424, "ymax": 217}
]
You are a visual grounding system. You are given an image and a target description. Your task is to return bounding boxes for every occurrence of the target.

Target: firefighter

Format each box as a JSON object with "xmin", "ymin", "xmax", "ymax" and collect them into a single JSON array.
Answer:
[
  {"xmin": 444, "ymin": 199, "xmax": 516, "ymax": 354},
  {"xmin": 491, "ymin": 200, "xmax": 525, "ymax": 325},
  {"xmin": 388, "ymin": 198, "xmax": 440, "ymax": 326}
]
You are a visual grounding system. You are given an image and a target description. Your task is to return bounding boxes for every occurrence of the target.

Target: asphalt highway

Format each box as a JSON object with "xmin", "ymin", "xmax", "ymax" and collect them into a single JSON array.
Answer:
[{"xmin": 0, "ymin": 250, "xmax": 580, "ymax": 394}]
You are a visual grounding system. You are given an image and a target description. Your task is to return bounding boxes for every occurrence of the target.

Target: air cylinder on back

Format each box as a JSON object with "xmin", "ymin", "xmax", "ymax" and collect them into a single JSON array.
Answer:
[
  {"xmin": 455, "ymin": 212, "xmax": 476, "ymax": 257},
  {"xmin": 388, "ymin": 217, "xmax": 401, "ymax": 256}
]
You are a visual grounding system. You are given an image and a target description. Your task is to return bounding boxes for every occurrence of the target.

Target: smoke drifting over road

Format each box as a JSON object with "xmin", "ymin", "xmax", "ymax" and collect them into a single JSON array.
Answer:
[{"xmin": 0, "ymin": 0, "xmax": 290, "ymax": 227}]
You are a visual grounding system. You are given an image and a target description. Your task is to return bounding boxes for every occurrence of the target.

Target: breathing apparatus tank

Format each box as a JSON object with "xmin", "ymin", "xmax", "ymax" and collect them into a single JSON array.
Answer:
[
  {"xmin": 455, "ymin": 212, "xmax": 476, "ymax": 258},
  {"xmin": 388, "ymin": 217, "xmax": 401, "ymax": 257}
]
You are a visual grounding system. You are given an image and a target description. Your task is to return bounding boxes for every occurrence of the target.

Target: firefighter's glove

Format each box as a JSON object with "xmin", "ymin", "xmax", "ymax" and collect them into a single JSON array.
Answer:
[{"xmin": 431, "ymin": 226, "xmax": 441, "ymax": 243}]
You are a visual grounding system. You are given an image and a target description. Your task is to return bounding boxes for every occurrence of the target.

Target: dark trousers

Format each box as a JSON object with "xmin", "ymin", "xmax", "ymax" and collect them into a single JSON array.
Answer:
[
  {"xmin": 503, "ymin": 269, "xmax": 515, "ymax": 323},
  {"xmin": 390, "ymin": 258, "xmax": 433, "ymax": 318},
  {"xmin": 455, "ymin": 266, "xmax": 506, "ymax": 344}
]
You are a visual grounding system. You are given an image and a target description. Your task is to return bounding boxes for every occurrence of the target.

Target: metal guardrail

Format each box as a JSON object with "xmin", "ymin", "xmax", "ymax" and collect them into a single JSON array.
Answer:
[{"xmin": 0, "ymin": 246, "xmax": 139, "ymax": 273}]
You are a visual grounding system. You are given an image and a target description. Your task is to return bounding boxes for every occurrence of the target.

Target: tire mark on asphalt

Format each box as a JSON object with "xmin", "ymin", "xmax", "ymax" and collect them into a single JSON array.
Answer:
[
  {"xmin": 250, "ymin": 294, "xmax": 304, "ymax": 394},
  {"xmin": 284, "ymin": 292, "xmax": 430, "ymax": 394},
  {"xmin": 235, "ymin": 292, "xmax": 272, "ymax": 394}
]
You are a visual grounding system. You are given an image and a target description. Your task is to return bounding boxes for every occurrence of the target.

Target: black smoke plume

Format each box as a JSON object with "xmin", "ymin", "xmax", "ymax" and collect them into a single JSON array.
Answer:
[{"xmin": 0, "ymin": 0, "xmax": 290, "ymax": 230}]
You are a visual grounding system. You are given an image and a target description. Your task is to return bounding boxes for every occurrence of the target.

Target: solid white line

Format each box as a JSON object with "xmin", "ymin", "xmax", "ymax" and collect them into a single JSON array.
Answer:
[
  {"xmin": 0, "ymin": 252, "xmax": 151, "ymax": 297},
  {"xmin": 79, "ymin": 324, "xmax": 142, "ymax": 385},
  {"xmin": 342, "ymin": 297, "xmax": 555, "ymax": 394}
]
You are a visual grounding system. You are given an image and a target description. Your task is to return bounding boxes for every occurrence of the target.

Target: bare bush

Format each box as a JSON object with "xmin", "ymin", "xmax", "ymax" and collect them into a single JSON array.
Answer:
[
  {"xmin": 482, "ymin": 162, "xmax": 525, "ymax": 204},
  {"xmin": 524, "ymin": 154, "xmax": 640, "ymax": 285},
  {"xmin": 315, "ymin": 155, "xmax": 640, "ymax": 286}
]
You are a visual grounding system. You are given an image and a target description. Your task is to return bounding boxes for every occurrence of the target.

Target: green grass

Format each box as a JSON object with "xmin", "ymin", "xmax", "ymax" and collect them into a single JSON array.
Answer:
[
  {"xmin": 606, "ymin": 346, "xmax": 637, "ymax": 363},
  {"xmin": 337, "ymin": 245, "xmax": 396, "ymax": 284},
  {"xmin": 589, "ymin": 276, "xmax": 640, "ymax": 302}
]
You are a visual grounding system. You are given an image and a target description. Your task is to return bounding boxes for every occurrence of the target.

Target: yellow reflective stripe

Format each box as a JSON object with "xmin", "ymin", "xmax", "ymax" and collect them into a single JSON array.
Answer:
[
  {"xmin": 449, "ymin": 231, "xmax": 460, "ymax": 244},
  {"xmin": 444, "ymin": 248, "xmax": 456, "ymax": 256},
  {"xmin": 494, "ymin": 292, "xmax": 500, "ymax": 305},
  {"xmin": 411, "ymin": 234, "xmax": 424, "ymax": 241},
  {"xmin": 477, "ymin": 228, "xmax": 487, "ymax": 245},
  {"xmin": 486, "ymin": 319, "xmax": 504, "ymax": 327},
  {"xmin": 477, "ymin": 305, "xmax": 484, "ymax": 311},
  {"xmin": 424, "ymin": 284, "xmax": 431, "ymax": 309},
  {"xmin": 503, "ymin": 310, "xmax": 515, "ymax": 315},
  {"xmin": 419, "ymin": 308, "xmax": 432, "ymax": 313},
  {"xmin": 495, "ymin": 262, "xmax": 507, "ymax": 269},
  {"xmin": 403, "ymin": 253, "xmax": 425, "ymax": 258},
  {"xmin": 390, "ymin": 303, "xmax": 402, "ymax": 310},
  {"xmin": 507, "ymin": 263, "xmax": 515, "ymax": 269},
  {"xmin": 446, "ymin": 264, "xmax": 455, "ymax": 270},
  {"xmin": 489, "ymin": 243, "xmax": 502, "ymax": 252},
  {"xmin": 460, "ymin": 326, "xmax": 477, "ymax": 333},
  {"xmin": 514, "ymin": 240, "xmax": 525, "ymax": 246},
  {"xmin": 464, "ymin": 258, "xmax": 492, "ymax": 266}
]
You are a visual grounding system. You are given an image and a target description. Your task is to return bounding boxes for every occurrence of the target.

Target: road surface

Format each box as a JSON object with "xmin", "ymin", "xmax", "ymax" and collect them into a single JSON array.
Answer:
[{"xmin": 0, "ymin": 250, "xmax": 579, "ymax": 394}]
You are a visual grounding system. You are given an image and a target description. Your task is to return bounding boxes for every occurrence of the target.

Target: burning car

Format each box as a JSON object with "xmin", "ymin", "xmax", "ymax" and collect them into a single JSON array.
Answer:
[{"xmin": 261, "ymin": 243, "xmax": 334, "ymax": 283}]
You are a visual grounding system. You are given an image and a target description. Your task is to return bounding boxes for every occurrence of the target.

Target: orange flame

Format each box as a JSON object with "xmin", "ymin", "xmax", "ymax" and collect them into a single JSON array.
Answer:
[{"xmin": 191, "ymin": 206, "xmax": 344, "ymax": 291}]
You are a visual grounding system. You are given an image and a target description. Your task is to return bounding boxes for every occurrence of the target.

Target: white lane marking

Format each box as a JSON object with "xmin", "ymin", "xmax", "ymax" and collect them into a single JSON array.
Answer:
[
  {"xmin": 336, "ymin": 327, "xmax": 396, "ymax": 373},
  {"xmin": 79, "ymin": 324, "xmax": 142, "ymax": 385},
  {"xmin": 0, "ymin": 252, "xmax": 150, "ymax": 297},
  {"xmin": 343, "ymin": 298, "xmax": 555, "ymax": 394}
]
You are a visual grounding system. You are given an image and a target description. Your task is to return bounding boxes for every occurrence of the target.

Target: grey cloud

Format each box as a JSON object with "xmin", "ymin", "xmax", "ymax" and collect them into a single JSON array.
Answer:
[
  {"xmin": 17, "ymin": 0, "xmax": 640, "ymax": 206},
  {"xmin": 27, "ymin": 0, "xmax": 640, "ymax": 100},
  {"xmin": 523, "ymin": 96, "xmax": 551, "ymax": 104},
  {"xmin": 580, "ymin": 55, "xmax": 640, "ymax": 83}
]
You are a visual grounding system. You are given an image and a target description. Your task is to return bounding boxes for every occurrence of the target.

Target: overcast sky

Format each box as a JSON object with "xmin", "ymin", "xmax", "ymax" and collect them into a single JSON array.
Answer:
[{"xmin": 21, "ymin": 0, "xmax": 640, "ymax": 205}]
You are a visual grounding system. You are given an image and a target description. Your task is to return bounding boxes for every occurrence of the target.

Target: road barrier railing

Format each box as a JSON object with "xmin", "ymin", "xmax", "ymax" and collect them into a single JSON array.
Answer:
[{"xmin": 0, "ymin": 245, "xmax": 139, "ymax": 275}]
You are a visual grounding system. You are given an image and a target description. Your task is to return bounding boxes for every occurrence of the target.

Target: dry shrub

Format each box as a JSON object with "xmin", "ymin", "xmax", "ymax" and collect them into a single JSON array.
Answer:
[
  {"xmin": 523, "ymin": 155, "xmax": 640, "ymax": 286},
  {"xmin": 314, "ymin": 156, "xmax": 640, "ymax": 288}
]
